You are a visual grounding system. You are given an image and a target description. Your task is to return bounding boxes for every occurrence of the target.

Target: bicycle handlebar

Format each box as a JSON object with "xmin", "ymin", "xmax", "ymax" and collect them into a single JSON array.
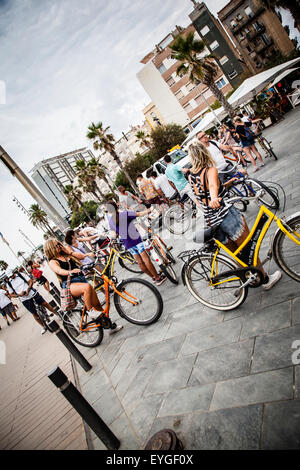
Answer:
[{"xmin": 223, "ymin": 189, "xmax": 264, "ymax": 207}]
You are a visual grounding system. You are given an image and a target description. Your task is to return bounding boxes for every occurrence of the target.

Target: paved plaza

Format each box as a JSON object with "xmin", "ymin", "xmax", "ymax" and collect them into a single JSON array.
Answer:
[
  {"xmin": 0, "ymin": 107, "xmax": 299, "ymax": 451},
  {"xmin": 75, "ymin": 107, "xmax": 300, "ymax": 450}
]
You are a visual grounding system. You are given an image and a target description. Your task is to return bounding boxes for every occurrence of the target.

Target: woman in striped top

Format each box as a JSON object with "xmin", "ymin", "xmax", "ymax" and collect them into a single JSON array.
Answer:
[{"xmin": 188, "ymin": 141, "xmax": 250, "ymax": 252}]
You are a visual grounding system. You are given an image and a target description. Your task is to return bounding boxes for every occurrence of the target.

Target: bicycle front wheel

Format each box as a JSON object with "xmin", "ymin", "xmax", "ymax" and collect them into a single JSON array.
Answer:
[
  {"xmin": 114, "ymin": 278, "xmax": 163, "ymax": 325},
  {"xmin": 184, "ymin": 253, "xmax": 248, "ymax": 311},
  {"xmin": 247, "ymin": 178, "xmax": 280, "ymax": 210},
  {"xmin": 118, "ymin": 252, "xmax": 143, "ymax": 274},
  {"xmin": 36, "ymin": 305, "xmax": 52, "ymax": 332},
  {"xmin": 273, "ymin": 215, "xmax": 300, "ymax": 282},
  {"xmin": 228, "ymin": 189, "xmax": 248, "ymax": 212},
  {"xmin": 63, "ymin": 309, "xmax": 104, "ymax": 347},
  {"xmin": 159, "ymin": 263, "xmax": 179, "ymax": 285}
]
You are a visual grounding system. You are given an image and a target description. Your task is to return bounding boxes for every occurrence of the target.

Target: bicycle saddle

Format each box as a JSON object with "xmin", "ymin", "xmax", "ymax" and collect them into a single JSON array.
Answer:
[
  {"xmin": 193, "ymin": 226, "xmax": 216, "ymax": 244},
  {"xmin": 82, "ymin": 262, "xmax": 95, "ymax": 272}
]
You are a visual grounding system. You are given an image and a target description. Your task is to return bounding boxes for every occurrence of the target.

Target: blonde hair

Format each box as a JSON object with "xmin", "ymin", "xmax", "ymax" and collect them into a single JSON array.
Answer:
[
  {"xmin": 233, "ymin": 116, "xmax": 243, "ymax": 124},
  {"xmin": 188, "ymin": 141, "xmax": 216, "ymax": 173},
  {"xmin": 44, "ymin": 238, "xmax": 60, "ymax": 261}
]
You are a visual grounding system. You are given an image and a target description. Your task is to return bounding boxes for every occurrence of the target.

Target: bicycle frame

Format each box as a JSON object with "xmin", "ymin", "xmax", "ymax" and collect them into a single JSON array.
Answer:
[{"xmin": 210, "ymin": 205, "xmax": 300, "ymax": 286}]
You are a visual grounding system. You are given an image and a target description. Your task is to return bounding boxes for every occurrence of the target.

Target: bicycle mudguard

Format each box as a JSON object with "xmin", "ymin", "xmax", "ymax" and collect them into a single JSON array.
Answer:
[{"xmin": 272, "ymin": 212, "xmax": 300, "ymax": 252}]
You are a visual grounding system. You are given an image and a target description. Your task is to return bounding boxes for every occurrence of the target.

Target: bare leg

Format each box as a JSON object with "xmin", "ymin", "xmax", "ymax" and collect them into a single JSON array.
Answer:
[
  {"xmin": 44, "ymin": 280, "xmax": 50, "ymax": 292},
  {"xmin": 133, "ymin": 252, "xmax": 155, "ymax": 279},
  {"xmin": 250, "ymin": 144, "xmax": 264, "ymax": 164},
  {"xmin": 139, "ymin": 251, "xmax": 160, "ymax": 280},
  {"xmin": 33, "ymin": 314, "xmax": 43, "ymax": 326},
  {"xmin": 70, "ymin": 283, "xmax": 102, "ymax": 311},
  {"xmin": 242, "ymin": 147, "xmax": 257, "ymax": 168}
]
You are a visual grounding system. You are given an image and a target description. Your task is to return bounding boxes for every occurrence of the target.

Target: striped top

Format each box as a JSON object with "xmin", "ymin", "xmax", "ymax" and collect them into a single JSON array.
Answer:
[{"xmin": 190, "ymin": 168, "xmax": 229, "ymax": 228}]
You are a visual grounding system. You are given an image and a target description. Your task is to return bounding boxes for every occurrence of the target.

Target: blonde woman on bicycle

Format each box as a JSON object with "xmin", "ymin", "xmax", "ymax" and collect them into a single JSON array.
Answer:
[
  {"xmin": 44, "ymin": 238, "xmax": 123, "ymax": 332},
  {"xmin": 188, "ymin": 141, "xmax": 281, "ymax": 291}
]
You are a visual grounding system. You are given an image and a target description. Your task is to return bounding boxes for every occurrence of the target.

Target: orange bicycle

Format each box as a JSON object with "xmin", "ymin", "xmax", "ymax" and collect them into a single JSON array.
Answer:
[{"xmin": 61, "ymin": 248, "xmax": 163, "ymax": 347}]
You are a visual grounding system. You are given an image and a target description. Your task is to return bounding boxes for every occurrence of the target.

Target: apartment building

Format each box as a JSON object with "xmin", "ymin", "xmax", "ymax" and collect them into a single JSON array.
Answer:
[
  {"xmin": 137, "ymin": 19, "xmax": 242, "ymax": 128},
  {"xmin": 189, "ymin": 1, "xmax": 245, "ymax": 87},
  {"xmin": 30, "ymin": 148, "xmax": 94, "ymax": 218},
  {"xmin": 143, "ymin": 102, "xmax": 166, "ymax": 132},
  {"xmin": 218, "ymin": 0, "xmax": 295, "ymax": 74}
]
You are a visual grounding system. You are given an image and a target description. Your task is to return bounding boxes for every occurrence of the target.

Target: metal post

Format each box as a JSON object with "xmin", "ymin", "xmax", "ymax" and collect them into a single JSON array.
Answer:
[
  {"xmin": 48, "ymin": 366, "xmax": 120, "ymax": 450},
  {"xmin": 48, "ymin": 320, "xmax": 92, "ymax": 372}
]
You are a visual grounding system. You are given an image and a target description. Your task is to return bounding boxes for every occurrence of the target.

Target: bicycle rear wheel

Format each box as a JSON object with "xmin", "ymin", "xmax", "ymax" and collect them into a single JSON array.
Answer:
[
  {"xmin": 260, "ymin": 138, "xmax": 278, "ymax": 160},
  {"xmin": 36, "ymin": 305, "xmax": 53, "ymax": 332},
  {"xmin": 114, "ymin": 278, "xmax": 163, "ymax": 325},
  {"xmin": 184, "ymin": 253, "xmax": 248, "ymax": 311},
  {"xmin": 228, "ymin": 189, "xmax": 248, "ymax": 212},
  {"xmin": 159, "ymin": 263, "xmax": 179, "ymax": 284},
  {"xmin": 273, "ymin": 215, "xmax": 300, "ymax": 282},
  {"xmin": 63, "ymin": 309, "xmax": 104, "ymax": 347},
  {"xmin": 247, "ymin": 178, "xmax": 280, "ymax": 210},
  {"xmin": 164, "ymin": 204, "xmax": 192, "ymax": 234},
  {"xmin": 118, "ymin": 252, "xmax": 143, "ymax": 274}
]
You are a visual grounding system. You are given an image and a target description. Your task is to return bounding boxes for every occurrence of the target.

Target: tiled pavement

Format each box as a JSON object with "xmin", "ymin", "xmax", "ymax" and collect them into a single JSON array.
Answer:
[{"xmin": 76, "ymin": 107, "xmax": 300, "ymax": 450}]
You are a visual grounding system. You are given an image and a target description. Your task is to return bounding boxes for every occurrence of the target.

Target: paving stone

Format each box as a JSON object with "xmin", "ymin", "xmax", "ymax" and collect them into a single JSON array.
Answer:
[
  {"xmin": 223, "ymin": 292, "xmax": 262, "ymax": 321},
  {"xmin": 118, "ymin": 321, "xmax": 170, "ymax": 353},
  {"xmin": 144, "ymin": 355, "xmax": 196, "ymax": 396},
  {"xmin": 110, "ymin": 350, "xmax": 135, "ymax": 388},
  {"xmin": 131, "ymin": 335, "xmax": 185, "ymax": 367},
  {"xmin": 240, "ymin": 301, "xmax": 291, "ymax": 339},
  {"xmin": 251, "ymin": 324, "xmax": 300, "ymax": 373},
  {"xmin": 188, "ymin": 339, "xmax": 254, "ymax": 386},
  {"xmin": 122, "ymin": 366, "xmax": 155, "ymax": 414},
  {"xmin": 158, "ymin": 384, "xmax": 215, "ymax": 417},
  {"xmin": 92, "ymin": 387, "xmax": 124, "ymax": 426},
  {"xmin": 261, "ymin": 400, "xmax": 300, "ymax": 449},
  {"xmin": 295, "ymin": 366, "xmax": 300, "ymax": 399},
  {"xmin": 128, "ymin": 394, "xmax": 165, "ymax": 445},
  {"xmin": 164, "ymin": 308, "xmax": 223, "ymax": 340},
  {"xmin": 260, "ymin": 279, "xmax": 300, "ymax": 308},
  {"xmin": 180, "ymin": 318, "xmax": 243, "ymax": 356},
  {"xmin": 80, "ymin": 369, "xmax": 110, "ymax": 405},
  {"xmin": 292, "ymin": 297, "xmax": 300, "ymax": 325},
  {"xmin": 211, "ymin": 367, "xmax": 293, "ymax": 410},
  {"xmin": 187, "ymin": 404, "xmax": 263, "ymax": 450},
  {"xmin": 110, "ymin": 412, "xmax": 142, "ymax": 450}
]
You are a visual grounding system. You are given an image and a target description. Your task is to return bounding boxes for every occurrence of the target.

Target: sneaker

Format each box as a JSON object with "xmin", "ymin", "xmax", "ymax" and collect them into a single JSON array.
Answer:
[
  {"xmin": 109, "ymin": 325, "xmax": 123, "ymax": 335},
  {"xmin": 152, "ymin": 277, "xmax": 157, "ymax": 284},
  {"xmin": 87, "ymin": 308, "xmax": 102, "ymax": 319},
  {"xmin": 156, "ymin": 274, "xmax": 167, "ymax": 286},
  {"xmin": 260, "ymin": 163, "xmax": 265, "ymax": 167},
  {"xmin": 262, "ymin": 270, "xmax": 282, "ymax": 291},
  {"xmin": 41, "ymin": 327, "xmax": 47, "ymax": 335},
  {"xmin": 253, "ymin": 166, "xmax": 260, "ymax": 173}
]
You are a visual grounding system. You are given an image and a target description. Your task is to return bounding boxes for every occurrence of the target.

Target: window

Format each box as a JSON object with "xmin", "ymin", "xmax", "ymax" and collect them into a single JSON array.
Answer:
[
  {"xmin": 157, "ymin": 63, "xmax": 167, "ymax": 74},
  {"xmin": 228, "ymin": 70, "xmax": 238, "ymax": 79},
  {"xmin": 183, "ymin": 103, "xmax": 193, "ymax": 113},
  {"xmin": 186, "ymin": 82, "xmax": 196, "ymax": 92},
  {"xmin": 220, "ymin": 56, "xmax": 229, "ymax": 65},
  {"xmin": 245, "ymin": 7, "xmax": 253, "ymax": 17},
  {"xmin": 230, "ymin": 20, "xmax": 237, "ymax": 28},
  {"xmin": 216, "ymin": 77, "xmax": 226, "ymax": 89},
  {"xmin": 200, "ymin": 25, "xmax": 210, "ymax": 36},
  {"xmin": 175, "ymin": 90, "xmax": 184, "ymax": 100},
  {"xmin": 210, "ymin": 40, "xmax": 219, "ymax": 51},
  {"xmin": 237, "ymin": 14, "xmax": 243, "ymax": 21},
  {"xmin": 166, "ymin": 76, "xmax": 175, "ymax": 87},
  {"xmin": 246, "ymin": 45, "xmax": 252, "ymax": 53}
]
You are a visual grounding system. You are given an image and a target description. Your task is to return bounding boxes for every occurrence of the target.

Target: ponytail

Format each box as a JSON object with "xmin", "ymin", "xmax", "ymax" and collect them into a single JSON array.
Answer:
[{"xmin": 106, "ymin": 200, "xmax": 119, "ymax": 227}]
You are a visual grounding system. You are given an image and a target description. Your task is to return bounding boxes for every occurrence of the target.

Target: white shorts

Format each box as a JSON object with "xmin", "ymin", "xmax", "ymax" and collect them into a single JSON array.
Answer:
[{"xmin": 179, "ymin": 183, "xmax": 197, "ymax": 203}]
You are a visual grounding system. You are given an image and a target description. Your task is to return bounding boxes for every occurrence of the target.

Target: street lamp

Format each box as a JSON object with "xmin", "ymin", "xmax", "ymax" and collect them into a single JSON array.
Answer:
[{"xmin": 0, "ymin": 146, "xmax": 69, "ymax": 233}]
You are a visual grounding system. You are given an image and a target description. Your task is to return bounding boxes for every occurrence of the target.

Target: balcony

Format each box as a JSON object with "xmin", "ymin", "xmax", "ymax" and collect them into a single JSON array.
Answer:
[
  {"xmin": 246, "ymin": 24, "xmax": 266, "ymax": 41},
  {"xmin": 257, "ymin": 38, "xmax": 274, "ymax": 54},
  {"xmin": 231, "ymin": 7, "xmax": 265, "ymax": 34}
]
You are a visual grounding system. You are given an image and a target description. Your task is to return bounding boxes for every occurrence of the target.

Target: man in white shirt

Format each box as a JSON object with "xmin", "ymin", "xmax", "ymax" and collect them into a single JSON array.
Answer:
[
  {"xmin": 0, "ymin": 285, "xmax": 19, "ymax": 326},
  {"xmin": 118, "ymin": 186, "xmax": 143, "ymax": 210},
  {"xmin": 5, "ymin": 269, "xmax": 56, "ymax": 334},
  {"xmin": 150, "ymin": 171, "xmax": 177, "ymax": 201}
]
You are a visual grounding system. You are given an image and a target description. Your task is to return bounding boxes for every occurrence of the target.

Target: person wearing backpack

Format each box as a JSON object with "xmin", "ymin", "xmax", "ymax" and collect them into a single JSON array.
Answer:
[
  {"xmin": 27, "ymin": 260, "xmax": 50, "ymax": 292},
  {"xmin": 5, "ymin": 269, "xmax": 57, "ymax": 335}
]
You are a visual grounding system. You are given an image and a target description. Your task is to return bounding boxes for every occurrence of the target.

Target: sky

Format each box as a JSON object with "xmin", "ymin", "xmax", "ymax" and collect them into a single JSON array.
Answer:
[{"xmin": 0, "ymin": 0, "xmax": 298, "ymax": 268}]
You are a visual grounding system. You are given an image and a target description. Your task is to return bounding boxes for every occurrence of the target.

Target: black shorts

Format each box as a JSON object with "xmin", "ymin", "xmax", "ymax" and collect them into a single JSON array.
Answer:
[
  {"xmin": 218, "ymin": 163, "xmax": 236, "ymax": 184},
  {"xmin": 37, "ymin": 275, "xmax": 48, "ymax": 285},
  {"xmin": 22, "ymin": 293, "xmax": 45, "ymax": 315}
]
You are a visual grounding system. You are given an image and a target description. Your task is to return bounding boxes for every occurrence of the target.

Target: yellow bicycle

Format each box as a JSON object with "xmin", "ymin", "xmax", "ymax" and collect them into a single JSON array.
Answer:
[{"xmin": 179, "ymin": 193, "xmax": 300, "ymax": 311}]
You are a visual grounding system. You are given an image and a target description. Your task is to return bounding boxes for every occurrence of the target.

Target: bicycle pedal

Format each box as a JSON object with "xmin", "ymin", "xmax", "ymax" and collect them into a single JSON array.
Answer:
[{"xmin": 167, "ymin": 246, "xmax": 173, "ymax": 251}]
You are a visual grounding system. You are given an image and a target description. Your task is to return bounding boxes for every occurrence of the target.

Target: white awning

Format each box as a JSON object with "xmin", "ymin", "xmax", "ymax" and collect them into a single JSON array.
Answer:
[{"xmin": 269, "ymin": 67, "xmax": 299, "ymax": 88}]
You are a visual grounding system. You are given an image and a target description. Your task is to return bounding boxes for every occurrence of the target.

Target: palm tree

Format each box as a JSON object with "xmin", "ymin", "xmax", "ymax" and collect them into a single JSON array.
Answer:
[
  {"xmin": 17, "ymin": 251, "xmax": 27, "ymax": 264},
  {"xmin": 75, "ymin": 159, "xmax": 105, "ymax": 202},
  {"xmin": 28, "ymin": 204, "xmax": 57, "ymax": 238},
  {"xmin": 63, "ymin": 184, "xmax": 92, "ymax": 221},
  {"xmin": 170, "ymin": 32, "xmax": 235, "ymax": 119},
  {"xmin": 0, "ymin": 260, "xmax": 8, "ymax": 272},
  {"xmin": 135, "ymin": 131, "xmax": 151, "ymax": 149},
  {"xmin": 262, "ymin": 0, "xmax": 300, "ymax": 29},
  {"xmin": 87, "ymin": 122, "xmax": 138, "ymax": 193},
  {"xmin": 88, "ymin": 157, "xmax": 117, "ymax": 196}
]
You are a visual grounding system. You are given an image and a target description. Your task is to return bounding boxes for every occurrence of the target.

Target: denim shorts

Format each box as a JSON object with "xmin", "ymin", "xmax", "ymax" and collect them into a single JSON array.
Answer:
[
  {"xmin": 61, "ymin": 275, "xmax": 88, "ymax": 289},
  {"xmin": 215, "ymin": 206, "xmax": 245, "ymax": 245},
  {"xmin": 128, "ymin": 242, "xmax": 145, "ymax": 256},
  {"xmin": 22, "ymin": 293, "xmax": 46, "ymax": 315}
]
